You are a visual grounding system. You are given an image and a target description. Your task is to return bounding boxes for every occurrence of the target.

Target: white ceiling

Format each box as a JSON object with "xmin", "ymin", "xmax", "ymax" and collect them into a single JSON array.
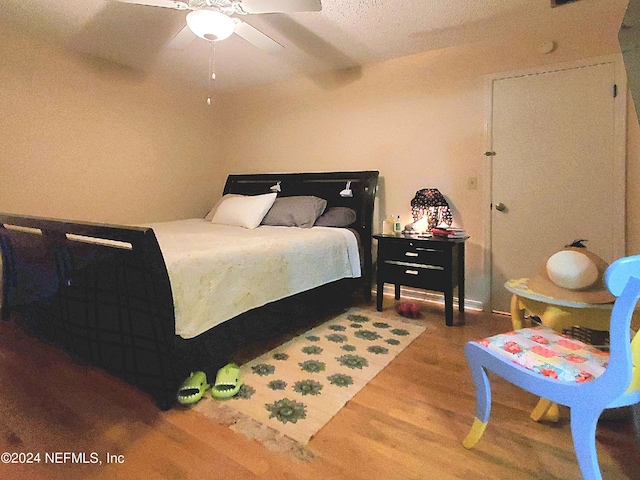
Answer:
[{"xmin": 0, "ymin": 0, "xmax": 629, "ymax": 92}]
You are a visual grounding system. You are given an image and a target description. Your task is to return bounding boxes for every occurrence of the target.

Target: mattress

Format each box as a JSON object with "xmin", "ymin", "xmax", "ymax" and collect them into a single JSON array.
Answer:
[{"xmin": 146, "ymin": 219, "xmax": 361, "ymax": 339}]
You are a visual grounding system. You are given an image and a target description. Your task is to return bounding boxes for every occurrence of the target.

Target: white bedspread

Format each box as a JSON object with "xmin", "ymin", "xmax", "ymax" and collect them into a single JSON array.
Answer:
[{"xmin": 146, "ymin": 219, "xmax": 361, "ymax": 339}]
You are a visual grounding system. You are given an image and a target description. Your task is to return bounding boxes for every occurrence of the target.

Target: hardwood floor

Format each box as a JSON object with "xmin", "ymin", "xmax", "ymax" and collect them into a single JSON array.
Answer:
[{"xmin": 1, "ymin": 297, "xmax": 639, "ymax": 480}]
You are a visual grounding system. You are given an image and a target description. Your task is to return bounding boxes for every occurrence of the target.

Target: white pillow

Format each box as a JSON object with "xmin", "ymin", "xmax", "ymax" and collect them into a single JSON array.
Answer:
[
  {"xmin": 210, "ymin": 193, "xmax": 277, "ymax": 229},
  {"xmin": 204, "ymin": 194, "xmax": 239, "ymax": 221}
]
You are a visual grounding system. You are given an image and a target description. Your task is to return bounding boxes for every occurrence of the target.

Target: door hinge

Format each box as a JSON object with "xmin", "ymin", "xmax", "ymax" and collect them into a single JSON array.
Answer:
[
  {"xmin": 613, "ymin": 84, "xmax": 618, "ymax": 98},
  {"xmin": 484, "ymin": 151, "xmax": 496, "ymax": 157}
]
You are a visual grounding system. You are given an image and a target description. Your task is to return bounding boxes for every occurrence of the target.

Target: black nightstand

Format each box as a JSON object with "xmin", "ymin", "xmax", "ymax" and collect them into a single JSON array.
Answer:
[{"xmin": 374, "ymin": 233, "xmax": 467, "ymax": 326}]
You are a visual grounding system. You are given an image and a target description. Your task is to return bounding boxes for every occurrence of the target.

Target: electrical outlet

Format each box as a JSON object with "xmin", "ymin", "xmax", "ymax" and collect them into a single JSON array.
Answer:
[{"xmin": 467, "ymin": 176, "xmax": 478, "ymax": 190}]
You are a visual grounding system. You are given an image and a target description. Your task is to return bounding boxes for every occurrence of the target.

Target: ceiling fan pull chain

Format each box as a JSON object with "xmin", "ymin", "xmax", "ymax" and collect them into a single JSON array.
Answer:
[
  {"xmin": 207, "ymin": 40, "xmax": 216, "ymax": 105},
  {"xmin": 209, "ymin": 39, "xmax": 216, "ymax": 81}
]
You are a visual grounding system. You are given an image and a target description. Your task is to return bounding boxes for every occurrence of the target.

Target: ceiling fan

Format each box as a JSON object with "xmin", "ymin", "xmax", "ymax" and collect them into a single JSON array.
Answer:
[{"xmin": 113, "ymin": 0, "xmax": 322, "ymax": 52}]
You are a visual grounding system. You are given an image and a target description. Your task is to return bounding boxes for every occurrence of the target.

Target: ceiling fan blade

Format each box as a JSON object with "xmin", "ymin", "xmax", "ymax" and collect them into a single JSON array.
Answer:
[
  {"xmin": 112, "ymin": 0, "xmax": 189, "ymax": 9},
  {"xmin": 234, "ymin": 21, "xmax": 283, "ymax": 53},
  {"xmin": 238, "ymin": 0, "xmax": 322, "ymax": 14},
  {"xmin": 167, "ymin": 24, "xmax": 195, "ymax": 49}
]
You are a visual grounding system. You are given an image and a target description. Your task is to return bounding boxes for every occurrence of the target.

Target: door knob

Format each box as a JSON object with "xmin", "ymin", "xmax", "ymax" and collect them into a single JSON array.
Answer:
[{"xmin": 495, "ymin": 202, "xmax": 506, "ymax": 212}]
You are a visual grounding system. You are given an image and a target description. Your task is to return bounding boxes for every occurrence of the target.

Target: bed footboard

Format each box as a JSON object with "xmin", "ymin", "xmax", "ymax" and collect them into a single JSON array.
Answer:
[{"xmin": 0, "ymin": 214, "xmax": 180, "ymax": 410}]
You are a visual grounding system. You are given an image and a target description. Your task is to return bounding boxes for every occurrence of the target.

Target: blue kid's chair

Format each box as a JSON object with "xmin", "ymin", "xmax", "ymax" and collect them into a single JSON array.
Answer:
[{"xmin": 463, "ymin": 255, "xmax": 640, "ymax": 480}]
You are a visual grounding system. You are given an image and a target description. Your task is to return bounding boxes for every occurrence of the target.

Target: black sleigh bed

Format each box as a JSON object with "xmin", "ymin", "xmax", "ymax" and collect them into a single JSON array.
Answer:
[{"xmin": 0, "ymin": 171, "xmax": 379, "ymax": 409}]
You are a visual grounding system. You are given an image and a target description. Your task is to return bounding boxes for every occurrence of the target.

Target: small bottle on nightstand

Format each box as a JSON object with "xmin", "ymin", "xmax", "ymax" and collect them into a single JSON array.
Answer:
[{"xmin": 394, "ymin": 216, "xmax": 402, "ymax": 235}]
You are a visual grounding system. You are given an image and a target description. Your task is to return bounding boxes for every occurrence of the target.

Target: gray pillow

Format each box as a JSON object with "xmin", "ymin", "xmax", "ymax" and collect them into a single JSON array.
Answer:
[
  {"xmin": 314, "ymin": 207, "xmax": 357, "ymax": 227},
  {"xmin": 261, "ymin": 196, "xmax": 327, "ymax": 228}
]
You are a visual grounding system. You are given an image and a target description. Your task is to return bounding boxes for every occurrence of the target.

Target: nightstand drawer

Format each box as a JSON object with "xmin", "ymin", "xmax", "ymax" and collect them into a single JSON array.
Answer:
[
  {"xmin": 381, "ymin": 261, "xmax": 446, "ymax": 289},
  {"xmin": 381, "ymin": 242, "xmax": 447, "ymax": 267}
]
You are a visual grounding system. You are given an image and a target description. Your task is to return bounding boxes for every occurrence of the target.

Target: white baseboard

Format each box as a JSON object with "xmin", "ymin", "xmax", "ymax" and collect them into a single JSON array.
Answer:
[{"xmin": 371, "ymin": 285, "xmax": 484, "ymax": 312}]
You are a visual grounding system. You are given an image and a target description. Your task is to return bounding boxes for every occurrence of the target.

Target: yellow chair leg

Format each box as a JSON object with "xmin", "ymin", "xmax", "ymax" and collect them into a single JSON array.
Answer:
[
  {"xmin": 530, "ymin": 398, "xmax": 560, "ymax": 422},
  {"xmin": 510, "ymin": 295, "xmax": 526, "ymax": 330},
  {"xmin": 543, "ymin": 402, "xmax": 560, "ymax": 422},
  {"xmin": 463, "ymin": 417, "xmax": 488, "ymax": 449}
]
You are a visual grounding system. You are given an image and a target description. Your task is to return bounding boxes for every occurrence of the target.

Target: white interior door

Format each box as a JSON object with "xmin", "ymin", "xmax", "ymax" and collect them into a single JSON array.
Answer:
[{"xmin": 490, "ymin": 61, "xmax": 625, "ymax": 313}]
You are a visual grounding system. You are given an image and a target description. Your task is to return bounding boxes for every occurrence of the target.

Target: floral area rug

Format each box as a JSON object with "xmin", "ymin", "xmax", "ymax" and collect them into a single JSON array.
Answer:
[{"xmin": 192, "ymin": 308, "xmax": 426, "ymax": 459}]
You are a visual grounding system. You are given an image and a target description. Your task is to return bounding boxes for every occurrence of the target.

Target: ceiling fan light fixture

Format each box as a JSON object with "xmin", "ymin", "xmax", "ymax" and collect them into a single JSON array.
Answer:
[{"xmin": 186, "ymin": 10, "xmax": 236, "ymax": 41}]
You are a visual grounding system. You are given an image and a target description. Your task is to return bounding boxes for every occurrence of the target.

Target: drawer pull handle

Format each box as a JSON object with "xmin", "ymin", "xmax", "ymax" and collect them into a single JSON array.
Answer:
[
  {"xmin": 404, "ymin": 252, "xmax": 419, "ymax": 257},
  {"xmin": 405, "ymin": 269, "xmax": 419, "ymax": 275}
]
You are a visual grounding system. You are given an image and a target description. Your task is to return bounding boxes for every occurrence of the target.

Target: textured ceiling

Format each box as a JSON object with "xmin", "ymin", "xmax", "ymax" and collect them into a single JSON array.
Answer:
[{"xmin": 0, "ymin": 0, "xmax": 629, "ymax": 92}]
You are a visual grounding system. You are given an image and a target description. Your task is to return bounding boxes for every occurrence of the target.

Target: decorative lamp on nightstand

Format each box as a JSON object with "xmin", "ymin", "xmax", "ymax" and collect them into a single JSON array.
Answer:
[{"xmin": 410, "ymin": 188, "xmax": 453, "ymax": 232}]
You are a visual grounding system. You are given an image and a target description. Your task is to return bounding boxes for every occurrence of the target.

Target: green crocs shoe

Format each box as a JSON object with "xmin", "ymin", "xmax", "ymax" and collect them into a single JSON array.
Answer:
[
  {"xmin": 211, "ymin": 363, "xmax": 243, "ymax": 399},
  {"xmin": 177, "ymin": 371, "xmax": 210, "ymax": 405}
]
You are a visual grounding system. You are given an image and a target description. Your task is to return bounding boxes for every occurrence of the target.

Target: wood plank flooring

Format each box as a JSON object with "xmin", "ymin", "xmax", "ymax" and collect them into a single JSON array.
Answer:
[{"xmin": 1, "ymin": 297, "xmax": 639, "ymax": 480}]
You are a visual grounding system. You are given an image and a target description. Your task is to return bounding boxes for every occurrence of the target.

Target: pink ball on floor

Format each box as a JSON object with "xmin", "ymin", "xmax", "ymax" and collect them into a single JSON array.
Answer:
[{"xmin": 395, "ymin": 302, "xmax": 421, "ymax": 319}]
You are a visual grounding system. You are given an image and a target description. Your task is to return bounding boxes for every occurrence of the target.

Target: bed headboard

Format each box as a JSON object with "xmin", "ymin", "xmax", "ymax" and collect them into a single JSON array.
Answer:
[{"xmin": 223, "ymin": 171, "xmax": 379, "ymax": 299}]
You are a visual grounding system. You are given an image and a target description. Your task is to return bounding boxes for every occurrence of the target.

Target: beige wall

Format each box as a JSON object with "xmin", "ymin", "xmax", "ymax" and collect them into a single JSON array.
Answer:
[
  {"xmin": 0, "ymin": 22, "xmax": 226, "ymax": 225},
  {"xmin": 628, "ymin": 96, "xmax": 640, "ymax": 255},
  {"xmin": 2, "ymin": 7, "xmax": 639, "ymax": 309},
  {"xmin": 214, "ymin": 20, "xmax": 637, "ymax": 308}
]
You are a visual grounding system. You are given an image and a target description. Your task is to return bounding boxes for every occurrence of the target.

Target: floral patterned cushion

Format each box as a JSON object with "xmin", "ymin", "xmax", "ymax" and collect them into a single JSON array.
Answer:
[{"xmin": 475, "ymin": 326, "xmax": 609, "ymax": 383}]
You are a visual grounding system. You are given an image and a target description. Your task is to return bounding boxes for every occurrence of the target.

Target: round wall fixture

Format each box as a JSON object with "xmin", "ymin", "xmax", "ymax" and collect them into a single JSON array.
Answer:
[{"xmin": 537, "ymin": 40, "xmax": 557, "ymax": 54}]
